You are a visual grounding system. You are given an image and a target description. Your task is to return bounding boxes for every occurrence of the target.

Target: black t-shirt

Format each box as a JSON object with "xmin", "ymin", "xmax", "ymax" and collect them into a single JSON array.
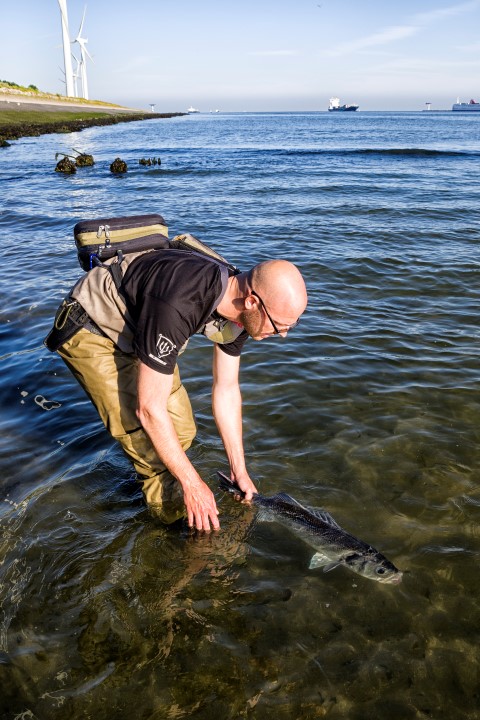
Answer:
[{"xmin": 122, "ymin": 250, "xmax": 248, "ymax": 374}]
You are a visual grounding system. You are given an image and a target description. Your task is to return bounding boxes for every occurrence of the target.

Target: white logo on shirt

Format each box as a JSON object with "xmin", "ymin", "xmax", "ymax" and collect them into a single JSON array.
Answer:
[{"xmin": 148, "ymin": 334, "xmax": 177, "ymax": 365}]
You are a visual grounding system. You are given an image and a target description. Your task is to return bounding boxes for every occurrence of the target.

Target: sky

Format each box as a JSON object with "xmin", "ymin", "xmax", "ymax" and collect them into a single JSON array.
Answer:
[{"xmin": 1, "ymin": 0, "xmax": 480, "ymax": 112}]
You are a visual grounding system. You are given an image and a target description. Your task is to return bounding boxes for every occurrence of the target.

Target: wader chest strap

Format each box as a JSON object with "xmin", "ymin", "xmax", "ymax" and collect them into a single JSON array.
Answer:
[{"xmin": 44, "ymin": 299, "xmax": 90, "ymax": 352}]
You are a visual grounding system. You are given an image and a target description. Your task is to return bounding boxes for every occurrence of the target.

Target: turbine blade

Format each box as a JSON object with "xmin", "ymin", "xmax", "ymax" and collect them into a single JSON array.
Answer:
[
  {"xmin": 57, "ymin": 0, "xmax": 69, "ymax": 26},
  {"xmin": 78, "ymin": 5, "xmax": 87, "ymax": 36}
]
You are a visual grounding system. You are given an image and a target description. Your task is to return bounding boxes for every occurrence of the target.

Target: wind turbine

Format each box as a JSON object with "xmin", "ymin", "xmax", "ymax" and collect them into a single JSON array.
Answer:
[
  {"xmin": 57, "ymin": 0, "xmax": 74, "ymax": 97},
  {"xmin": 73, "ymin": 6, "xmax": 93, "ymax": 100},
  {"xmin": 72, "ymin": 53, "xmax": 81, "ymax": 98}
]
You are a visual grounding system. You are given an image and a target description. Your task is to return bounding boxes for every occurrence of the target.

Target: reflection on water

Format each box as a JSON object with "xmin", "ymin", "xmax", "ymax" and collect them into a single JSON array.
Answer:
[
  {"xmin": 1, "ymin": 112, "xmax": 480, "ymax": 718},
  {"xmin": 2, "ymin": 465, "xmax": 479, "ymax": 719}
]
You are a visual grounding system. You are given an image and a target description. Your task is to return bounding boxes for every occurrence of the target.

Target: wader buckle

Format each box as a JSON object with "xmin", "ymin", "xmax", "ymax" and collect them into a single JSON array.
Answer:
[
  {"xmin": 54, "ymin": 298, "xmax": 78, "ymax": 330},
  {"xmin": 44, "ymin": 298, "xmax": 90, "ymax": 352}
]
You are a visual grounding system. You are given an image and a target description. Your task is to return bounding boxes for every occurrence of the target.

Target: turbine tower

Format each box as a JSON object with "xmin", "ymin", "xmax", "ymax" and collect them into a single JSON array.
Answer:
[
  {"xmin": 72, "ymin": 53, "xmax": 81, "ymax": 98},
  {"xmin": 58, "ymin": 0, "xmax": 74, "ymax": 97},
  {"xmin": 73, "ymin": 7, "xmax": 93, "ymax": 100}
]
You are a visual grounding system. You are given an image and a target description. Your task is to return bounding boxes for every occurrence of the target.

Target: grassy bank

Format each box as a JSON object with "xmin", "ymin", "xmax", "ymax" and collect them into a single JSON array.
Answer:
[{"xmin": 0, "ymin": 108, "xmax": 185, "ymax": 146}]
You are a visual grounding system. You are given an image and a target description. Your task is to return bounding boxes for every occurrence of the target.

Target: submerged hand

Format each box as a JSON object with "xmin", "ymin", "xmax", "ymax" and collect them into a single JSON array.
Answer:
[
  {"xmin": 231, "ymin": 471, "xmax": 257, "ymax": 502},
  {"xmin": 182, "ymin": 477, "xmax": 220, "ymax": 532}
]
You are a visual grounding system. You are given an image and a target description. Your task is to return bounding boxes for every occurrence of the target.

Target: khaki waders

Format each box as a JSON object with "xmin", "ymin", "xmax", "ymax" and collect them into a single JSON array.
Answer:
[{"xmin": 58, "ymin": 328, "xmax": 197, "ymax": 523}]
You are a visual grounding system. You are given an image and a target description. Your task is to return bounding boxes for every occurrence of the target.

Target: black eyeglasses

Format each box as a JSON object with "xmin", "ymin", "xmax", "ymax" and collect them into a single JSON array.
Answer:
[{"xmin": 251, "ymin": 290, "xmax": 300, "ymax": 335}]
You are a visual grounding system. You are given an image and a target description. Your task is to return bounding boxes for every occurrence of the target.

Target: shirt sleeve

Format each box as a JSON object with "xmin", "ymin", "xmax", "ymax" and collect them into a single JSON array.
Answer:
[
  {"xmin": 216, "ymin": 330, "xmax": 249, "ymax": 357},
  {"xmin": 133, "ymin": 298, "xmax": 192, "ymax": 374}
]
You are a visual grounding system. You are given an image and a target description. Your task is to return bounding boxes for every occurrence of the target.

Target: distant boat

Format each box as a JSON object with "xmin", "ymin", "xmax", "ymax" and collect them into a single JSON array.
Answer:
[
  {"xmin": 187, "ymin": 106, "xmax": 200, "ymax": 114},
  {"xmin": 452, "ymin": 98, "xmax": 480, "ymax": 112},
  {"xmin": 328, "ymin": 97, "xmax": 359, "ymax": 112}
]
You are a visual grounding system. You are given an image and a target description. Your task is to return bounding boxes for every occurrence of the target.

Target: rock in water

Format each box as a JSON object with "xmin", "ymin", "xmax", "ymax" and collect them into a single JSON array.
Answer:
[
  {"xmin": 55, "ymin": 156, "xmax": 77, "ymax": 174},
  {"xmin": 110, "ymin": 157, "xmax": 128, "ymax": 173}
]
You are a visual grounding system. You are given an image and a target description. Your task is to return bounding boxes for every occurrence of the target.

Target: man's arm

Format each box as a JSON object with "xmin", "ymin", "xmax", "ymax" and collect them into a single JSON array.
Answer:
[
  {"xmin": 136, "ymin": 361, "xmax": 220, "ymax": 531},
  {"xmin": 212, "ymin": 345, "xmax": 257, "ymax": 500}
]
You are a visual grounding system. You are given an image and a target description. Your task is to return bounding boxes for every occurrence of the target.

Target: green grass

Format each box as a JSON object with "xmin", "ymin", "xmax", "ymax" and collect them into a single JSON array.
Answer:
[
  {"xmin": 0, "ymin": 84, "xmax": 183, "ymax": 144},
  {"xmin": 0, "ymin": 109, "xmax": 133, "ymax": 128},
  {"xmin": 1, "ymin": 80, "xmax": 127, "ymax": 108},
  {"xmin": 0, "ymin": 107, "xmax": 184, "ymax": 144},
  {"xmin": 0, "ymin": 80, "xmax": 40, "ymax": 93}
]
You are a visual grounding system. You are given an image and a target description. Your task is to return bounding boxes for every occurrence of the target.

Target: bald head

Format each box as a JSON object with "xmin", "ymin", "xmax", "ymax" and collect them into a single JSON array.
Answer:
[{"xmin": 250, "ymin": 260, "xmax": 308, "ymax": 324}]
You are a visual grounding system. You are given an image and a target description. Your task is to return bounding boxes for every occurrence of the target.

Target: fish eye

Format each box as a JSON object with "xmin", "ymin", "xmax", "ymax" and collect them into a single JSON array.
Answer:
[{"xmin": 376, "ymin": 567, "xmax": 387, "ymax": 575}]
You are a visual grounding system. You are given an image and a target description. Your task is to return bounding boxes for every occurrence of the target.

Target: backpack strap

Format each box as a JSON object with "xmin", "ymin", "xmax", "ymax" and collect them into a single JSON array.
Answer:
[
  {"xmin": 90, "ymin": 249, "xmax": 127, "ymax": 292},
  {"xmin": 109, "ymin": 251, "xmax": 124, "ymax": 290}
]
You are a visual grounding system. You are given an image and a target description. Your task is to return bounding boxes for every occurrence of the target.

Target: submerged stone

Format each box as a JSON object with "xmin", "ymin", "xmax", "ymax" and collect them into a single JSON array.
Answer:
[
  {"xmin": 55, "ymin": 156, "xmax": 77, "ymax": 174},
  {"xmin": 75, "ymin": 153, "xmax": 94, "ymax": 167},
  {"xmin": 139, "ymin": 158, "xmax": 161, "ymax": 166},
  {"xmin": 110, "ymin": 157, "xmax": 128, "ymax": 173}
]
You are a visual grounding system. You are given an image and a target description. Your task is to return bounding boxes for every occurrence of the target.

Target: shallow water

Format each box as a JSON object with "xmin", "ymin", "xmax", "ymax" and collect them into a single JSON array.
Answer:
[{"xmin": 1, "ymin": 111, "xmax": 480, "ymax": 719}]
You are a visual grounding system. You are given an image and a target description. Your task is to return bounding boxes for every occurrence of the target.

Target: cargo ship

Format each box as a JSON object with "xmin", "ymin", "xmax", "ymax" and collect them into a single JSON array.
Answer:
[
  {"xmin": 328, "ymin": 97, "xmax": 359, "ymax": 112},
  {"xmin": 452, "ymin": 98, "xmax": 480, "ymax": 112}
]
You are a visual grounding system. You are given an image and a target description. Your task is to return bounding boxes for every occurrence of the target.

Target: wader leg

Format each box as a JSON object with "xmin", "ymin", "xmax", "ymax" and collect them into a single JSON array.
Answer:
[{"xmin": 58, "ymin": 328, "xmax": 197, "ymax": 522}]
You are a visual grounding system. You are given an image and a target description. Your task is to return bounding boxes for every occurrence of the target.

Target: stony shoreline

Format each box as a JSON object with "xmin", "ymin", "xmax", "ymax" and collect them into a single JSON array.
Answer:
[
  {"xmin": 0, "ymin": 111, "xmax": 185, "ymax": 146},
  {"xmin": 0, "ymin": 91, "xmax": 185, "ymax": 146}
]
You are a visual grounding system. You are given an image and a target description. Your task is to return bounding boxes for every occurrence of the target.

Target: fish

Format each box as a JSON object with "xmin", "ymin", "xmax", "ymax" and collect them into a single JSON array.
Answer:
[{"xmin": 218, "ymin": 472, "xmax": 402, "ymax": 585}]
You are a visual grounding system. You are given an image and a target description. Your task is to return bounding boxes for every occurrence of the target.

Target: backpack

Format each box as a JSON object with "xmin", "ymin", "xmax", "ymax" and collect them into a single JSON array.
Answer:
[{"xmin": 74, "ymin": 213, "xmax": 238, "ymax": 284}]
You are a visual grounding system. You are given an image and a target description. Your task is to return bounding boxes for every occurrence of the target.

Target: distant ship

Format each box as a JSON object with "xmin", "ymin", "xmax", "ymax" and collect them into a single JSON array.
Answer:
[
  {"xmin": 328, "ymin": 97, "xmax": 359, "ymax": 112},
  {"xmin": 452, "ymin": 98, "xmax": 480, "ymax": 112},
  {"xmin": 187, "ymin": 106, "xmax": 200, "ymax": 114}
]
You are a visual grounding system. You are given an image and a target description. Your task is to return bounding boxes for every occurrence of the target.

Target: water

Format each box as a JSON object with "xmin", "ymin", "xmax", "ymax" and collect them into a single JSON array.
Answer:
[{"xmin": 1, "ymin": 110, "xmax": 480, "ymax": 719}]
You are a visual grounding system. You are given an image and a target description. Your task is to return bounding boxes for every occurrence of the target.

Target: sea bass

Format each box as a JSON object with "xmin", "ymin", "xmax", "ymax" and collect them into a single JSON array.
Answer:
[{"xmin": 218, "ymin": 472, "xmax": 402, "ymax": 585}]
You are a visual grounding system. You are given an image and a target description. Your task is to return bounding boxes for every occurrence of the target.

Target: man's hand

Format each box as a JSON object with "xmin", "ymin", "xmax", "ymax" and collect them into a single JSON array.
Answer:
[
  {"xmin": 231, "ymin": 470, "xmax": 257, "ymax": 502},
  {"xmin": 212, "ymin": 347, "xmax": 257, "ymax": 503},
  {"xmin": 181, "ymin": 476, "xmax": 220, "ymax": 532},
  {"xmin": 137, "ymin": 362, "xmax": 220, "ymax": 530}
]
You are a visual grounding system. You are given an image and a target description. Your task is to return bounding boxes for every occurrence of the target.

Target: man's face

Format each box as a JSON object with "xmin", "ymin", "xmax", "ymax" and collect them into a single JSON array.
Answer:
[
  {"xmin": 239, "ymin": 305, "xmax": 266, "ymax": 340},
  {"xmin": 240, "ymin": 303, "xmax": 291, "ymax": 341}
]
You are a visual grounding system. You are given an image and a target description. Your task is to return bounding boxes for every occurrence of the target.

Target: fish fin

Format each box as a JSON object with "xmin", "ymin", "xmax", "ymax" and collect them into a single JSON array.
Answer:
[
  {"xmin": 271, "ymin": 494, "xmax": 343, "ymax": 530},
  {"xmin": 309, "ymin": 552, "xmax": 335, "ymax": 570},
  {"xmin": 257, "ymin": 509, "xmax": 275, "ymax": 522},
  {"xmin": 307, "ymin": 508, "xmax": 342, "ymax": 530},
  {"xmin": 271, "ymin": 492, "xmax": 300, "ymax": 505},
  {"xmin": 271, "ymin": 492, "xmax": 317, "ymax": 514}
]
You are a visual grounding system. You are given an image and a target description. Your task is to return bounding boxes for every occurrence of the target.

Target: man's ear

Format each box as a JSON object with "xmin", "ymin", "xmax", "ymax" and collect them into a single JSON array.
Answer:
[{"xmin": 244, "ymin": 294, "xmax": 257, "ymax": 311}]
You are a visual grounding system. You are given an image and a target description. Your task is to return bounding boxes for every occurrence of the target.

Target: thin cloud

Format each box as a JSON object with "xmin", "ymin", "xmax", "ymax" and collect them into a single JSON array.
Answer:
[
  {"xmin": 248, "ymin": 50, "xmax": 298, "ymax": 57},
  {"xmin": 326, "ymin": 25, "xmax": 417, "ymax": 57},
  {"xmin": 326, "ymin": 0, "xmax": 479, "ymax": 57},
  {"xmin": 366, "ymin": 56, "xmax": 480, "ymax": 75},
  {"xmin": 412, "ymin": 0, "xmax": 480, "ymax": 25},
  {"xmin": 453, "ymin": 41, "xmax": 480, "ymax": 52}
]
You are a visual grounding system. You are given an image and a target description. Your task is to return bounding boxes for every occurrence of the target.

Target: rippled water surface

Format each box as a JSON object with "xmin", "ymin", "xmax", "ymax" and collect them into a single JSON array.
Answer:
[{"xmin": 1, "ymin": 111, "xmax": 480, "ymax": 719}]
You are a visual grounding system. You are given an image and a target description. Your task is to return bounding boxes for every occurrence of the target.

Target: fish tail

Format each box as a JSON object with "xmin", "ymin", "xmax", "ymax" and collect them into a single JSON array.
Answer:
[{"xmin": 217, "ymin": 471, "xmax": 246, "ymax": 498}]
